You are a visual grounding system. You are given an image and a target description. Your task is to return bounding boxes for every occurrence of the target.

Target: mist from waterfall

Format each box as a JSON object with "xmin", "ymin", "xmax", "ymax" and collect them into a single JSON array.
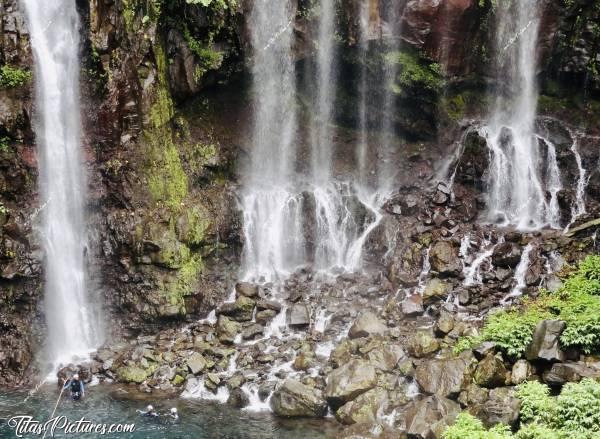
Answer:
[
  {"xmin": 482, "ymin": 0, "xmax": 561, "ymax": 230},
  {"xmin": 23, "ymin": 0, "xmax": 103, "ymax": 365},
  {"xmin": 241, "ymin": 0, "xmax": 391, "ymax": 282}
]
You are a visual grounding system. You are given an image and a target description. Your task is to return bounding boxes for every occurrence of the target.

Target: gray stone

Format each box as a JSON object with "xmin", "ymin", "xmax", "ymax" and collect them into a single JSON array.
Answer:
[
  {"xmin": 405, "ymin": 395, "xmax": 460, "ymax": 439},
  {"xmin": 429, "ymin": 241, "xmax": 461, "ymax": 276},
  {"xmin": 415, "ymin": 357, "xmax": 472, "ymax": 398},
  {"xmin": 325, "ymin": 360, "xmax": 377, "ymax": 407},
  {"xmin": 525, "ymin": 320, "xmax": 566, "ymax": 362},
  {"xmin": 511, "ymin": 360, "xmax": 534, "ymax": 385},
  {"xmin": 270, "ymin": 379, "xmax": 328, "ymax": 417},
  {"xmin": 492, "ymin": 242, "xmax": 522, "ymax": 268},
  {"xmin": 287, "ymin": 303, "xmax": 310, "ymax": 327},
  {"xmin": 348, "ymin": 311, "xmax": 388, "ymax": 339},
  {"xmin": 235, "ymin": 282, "xmax": 258, "ymax": 298},
  {"xmin": 542, "ymin": 362, "xmax": 600, "ymax": 385},
  {"xmin": 470, "ymin": 387, "xmax": 520, "ymax": 427},
  {"xmin": 474, "ymin": 353, "xmax": 508, "ymax": 388},
  {"xmin": 335, "ymin": 387, "xmax": 389, "ymax": 425},
  {"xmin": 217, "ymin": 315, "xmax": 241, "ymax": 344},
  {"xmin": 187, "ymin": 354, "xmax": 208, "ymax": 378},
  {"xmin": 401, "ymin": 294, "xmax": 424, "ymax": 316}
]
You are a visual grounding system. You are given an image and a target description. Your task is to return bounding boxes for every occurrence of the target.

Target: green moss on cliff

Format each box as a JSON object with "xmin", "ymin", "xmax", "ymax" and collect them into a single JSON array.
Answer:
[
  {"xmin": 385, "ymin": 51, "xmax": 444, "ymax": 94},
  {"xmin": 0, "ymin": 65, "xmax": 31, "ymax": 89}
]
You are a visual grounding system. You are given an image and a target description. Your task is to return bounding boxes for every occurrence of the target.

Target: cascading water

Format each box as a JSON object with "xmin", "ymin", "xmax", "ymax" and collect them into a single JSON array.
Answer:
[
  {"xmin": 482, "ymin": 0, "xmax": 561, "ymax": 230},
  {"xmin": 241, "ymin": 0, "xmax": 385, "ymax": 282},
  {"xmin": 23, "ymin": 0, "xmax": 103, "ymax": 365}
]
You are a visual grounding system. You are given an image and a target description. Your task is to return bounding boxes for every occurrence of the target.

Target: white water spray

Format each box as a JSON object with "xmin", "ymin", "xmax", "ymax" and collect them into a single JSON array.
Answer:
[
  {"xmin": 482, "ymin": 1, "xmax": 560, "ymax": 230},
  {"xmin": 23, "ymin": 0, "xmax": 103, "ymax": 365}
]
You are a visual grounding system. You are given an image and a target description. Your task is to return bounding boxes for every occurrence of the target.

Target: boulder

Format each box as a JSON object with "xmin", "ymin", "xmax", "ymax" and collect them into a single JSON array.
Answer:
[
  {"xmin": 325, "ymin": 360, "xmax": 377, "ymax": 407},
  {"xmin": 270, "ymin": 379, "xmax": 328, "ymax": 417},
  {"xmin": 407, "ymin": 330, "xmax": 440, "ymax": 358},
  {"xmin": 235, "ymin": 282, "xmax": 258, "ymax": 298},
  {"xmin": 469, "ymin": 387, "xmax": 520, "ymax": 427},
  {"xmin": 415, "ymin": 357, "xmax": 472, "ymax": 398},
  {"xmin": 227, "ymin": 387, "xmax": 250, "ymax": 408},
  {"xmin": 287, "ymin": 303, "xmax": 310, "ymax": 328},
  {"xmin": 116, "ymin": 365, "xmax": 150, "ymax": 384},
  {"xmin": 511, "ymin": 360, "xmax": 535, "ymax": 385},
  {"xmin": 422, "ymin": 278, "xmax": 450, "ymax": 304},
  {"xmin": 348, "ymin": 311, "xmax": 388, "ymax": 339},
  {"xmin": 429, "ymin": 241, "xmax": 461, "ymax": 276},
  {"xmin": 186, "ymin": 352, "xmax": 208, "ymax": 375},
  {"xmin": 218, "ymin": 296, "xmax": 255, "ymax": 322},
  {"xmin": 435, "ymin": 309, "xmax": 454, "ymax": 335},
  {"xmin": 401, "ymin": 294, "xmax": 424, "ymax": 316},
  {"xmin": 474, "ymin": 353, "xmax": 508, "ymax": 388},
  {"xmin": 335, "ymin": 387, "xmax": 389, "ymax": 425},
  {"xmin": 217, "ymin": 316, "xmax": 241, "ymax": 344},
  {"xmin": 405, "ymin": 395, "xmax": 460, "ymax": 439},
  {"xmin": 542, "ymin": 362, "xmax": 600, "ymax": 385},
  {"xmin": 525, "ymin": 320, "xmax": 566, "ymax": 362},
  {"xmin": 492, "ymin": 243, "xmax": 522, "ymax": 268},
  {"xmin": 366, "ymin": 344, "xmax": 405, "ymax": 372}
]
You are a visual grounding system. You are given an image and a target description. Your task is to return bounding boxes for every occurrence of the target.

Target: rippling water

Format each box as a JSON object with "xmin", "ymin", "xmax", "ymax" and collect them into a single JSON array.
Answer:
[{"xmin": 0, "ymin": 385, "xmax": 338, "ymax": 438}]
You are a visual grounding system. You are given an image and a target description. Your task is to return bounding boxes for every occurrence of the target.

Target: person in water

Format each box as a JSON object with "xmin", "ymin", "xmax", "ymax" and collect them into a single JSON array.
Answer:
[
  {"xmin": 137, "ymin": 405, "xmax": 159, "ymax": 418},
  {"xmin": 167, "ymin": 407, "xmax": 178, "ymax": 421},
  {"xmin": 63, "ymin": 373, "xmax": 85, "ymax": 401}
]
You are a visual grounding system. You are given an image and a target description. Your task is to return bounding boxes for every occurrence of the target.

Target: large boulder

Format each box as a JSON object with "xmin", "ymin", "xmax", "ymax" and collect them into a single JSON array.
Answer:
[
  {"xmin": 525, "ymin": 320, "xmax": 566, "ymax": 362},
  {"xmin": 422, "ymin": 278, "xmax": 450, "ymax": 304},
  {"xmin": 415, "ymin": 357, "xmax": 472, "ymax": 398},
  {"xmin": 407, "ymin": 330, "xmax": 440, "ymax": 358},
  {"xmin": 287, "ymin": 303, "xmax": 310, "ymax": 328},
  {"xmin": 492, "ymin": 243, "xmax": 522, "ymax": 268},
  {"xmin": 348, "ymin": 311, "xmax": 388, "ymax": 339},
  {"xmin": 218, "ymin": 296, "xmax": 255, "ymax": 322},
  {"xmin": 473, "ymin": 353, "xmax": 508, "ymax": 388},
  {"xmin": 469, "ymin": 387, "xmax": 520, "ymax": 427},
  {"xmin": 235, "ymin": 282, "xmax": 258, "ymax": 298},
  {"xmin": 429, "ymin": 241, "xmax": 461, "ymax": 276},
  {"xmin": 270, "ymin": 379, "xmax": 328, "ymax": 417},
  {"xmin": 511, "ymin": 360, "xmax": 535, "ymax": 385},
  {"xmin": 335, "ymin": 387, "xmax": 389, "ymax": 425},
  {"xmin": 325, "ymin": 360, "xmax": 377, "ymax": 408},
  {"xmin": 405, "ymin": 395, "xmax": 460, "ymax": 438},
  {"xmin": 542, "ymin": 362, "xmax": 600, "ymax": 385},
  {"xmin": 186, "ymin": 352, "xmax": 208, "ymax": 375},
  {"xmin": 217, "ymin": 315, "xmax": 241, "ymax": 344},
  {"xmin": 402, "ymin": 294, "xmax": 424, "ymax": 316}
]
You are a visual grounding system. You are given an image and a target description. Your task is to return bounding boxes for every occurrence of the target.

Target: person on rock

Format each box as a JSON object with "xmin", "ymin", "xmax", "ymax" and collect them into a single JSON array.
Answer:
[
  {"xmin": 137, "ymin": 405, "xmax": 159, "ymax": 418},
  {"xmin": 63, "ymin": 373, "xmax": 85, "ymax": 401}
]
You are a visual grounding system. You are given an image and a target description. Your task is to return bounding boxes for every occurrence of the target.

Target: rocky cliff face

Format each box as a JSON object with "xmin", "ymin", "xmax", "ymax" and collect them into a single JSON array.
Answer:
[{"xmin": 0, "ymin": 0, "xmax": 598, "ymax": 389}]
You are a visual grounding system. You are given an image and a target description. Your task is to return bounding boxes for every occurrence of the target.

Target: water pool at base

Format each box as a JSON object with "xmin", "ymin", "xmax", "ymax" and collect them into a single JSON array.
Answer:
[{"xmin": 0, "ymin": 385, "xmax": 339, "ymax": 438}]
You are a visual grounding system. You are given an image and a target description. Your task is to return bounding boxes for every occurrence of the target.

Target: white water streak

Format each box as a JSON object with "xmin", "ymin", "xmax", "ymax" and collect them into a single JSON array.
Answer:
[{"xmin": 23, "ymin": 0, "xmax": 103, "ymax": 365}]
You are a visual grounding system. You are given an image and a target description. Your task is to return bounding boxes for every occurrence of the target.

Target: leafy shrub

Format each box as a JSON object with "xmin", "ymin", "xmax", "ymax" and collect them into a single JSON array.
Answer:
[
  {"xmin": 515, "ymin": 423, "xmax": 557, "ymax": 439},
  {"xmin": 454, "ymin": 255, "xmax": 600, "ymax": 356},
  {"xmin": 0, "ymin": 64, "xmax": 31, "ymax": 88},
  {"xmin": 443, "ymin": 413, "xmax": 513, "ymax": 439},
  {"xmin": 516, "ymin": 381, "xmax": 555, "ymax": 424},
  {"xmin": 554, "ymin": 378, "xmax": 600, "ymax": 436},
  {"xmin": 454, "ymin": 305, "xmax": 551, "ymax": 357}
]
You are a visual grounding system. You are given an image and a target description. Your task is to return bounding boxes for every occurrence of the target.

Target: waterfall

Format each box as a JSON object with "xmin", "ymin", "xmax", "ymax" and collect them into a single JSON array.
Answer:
[
  {"xmin": 23, "ymin": 0, "xmax": 103, "ymax": 365},
  {"xmin": 482, "ymin": 0, "xmax": 560, "ymax": 230},
  {"xmin": 242, "ymin": 0, "xmax": 385, "ymax": 282}
]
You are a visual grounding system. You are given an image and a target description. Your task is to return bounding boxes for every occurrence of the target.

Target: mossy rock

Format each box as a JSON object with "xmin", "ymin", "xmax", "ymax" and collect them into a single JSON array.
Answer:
[{"xmin": 117, "ymin": 365, "xmax": 151, "ymax": 384}]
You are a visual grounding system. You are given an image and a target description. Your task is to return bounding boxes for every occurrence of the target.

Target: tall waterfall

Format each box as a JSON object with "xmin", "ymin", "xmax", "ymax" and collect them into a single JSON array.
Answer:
[
  {"xmin": 482, "ymin": 0, "xmax": 561, "ymax": 230},
  {"xmin": 241, "ymin": 0, "xmax": 384, "ymax": 282},
  {"xmin": 23, "ymin": 0, "xmax": 103, "ymax": 365}
]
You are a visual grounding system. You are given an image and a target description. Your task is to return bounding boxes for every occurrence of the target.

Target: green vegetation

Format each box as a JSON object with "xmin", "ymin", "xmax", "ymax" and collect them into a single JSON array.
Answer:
[
  {"xmin": 384, "ymin": 51, "xmax": 444, "ymax": 94},
  {"xmin": 454, "ymin": 255, "xmax": 600, "ymax": 356},
  {"xmin": 0, "ymin": 136, "xmax": 11, "ymax": 153},
  {"xmin": 443, "ymin": 413, "xmax": 512, "ymax": 439},
  {"xmin": 0, "ymin": 65, "xmax": 31, "ymax": 89},
  {"xmin": 445, "ymin": 380, "xmax": 600, "ymax": 438}
]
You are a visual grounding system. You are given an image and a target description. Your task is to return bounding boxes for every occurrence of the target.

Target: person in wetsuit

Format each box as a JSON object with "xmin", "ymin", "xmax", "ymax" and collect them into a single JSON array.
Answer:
[
  {"xmin": 63, "ymin": 373, "xmax": 85, "ymax": 401},
  {"xmin": 137, "ymin": 405, "xmax": 159, "ymax": 418}
]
